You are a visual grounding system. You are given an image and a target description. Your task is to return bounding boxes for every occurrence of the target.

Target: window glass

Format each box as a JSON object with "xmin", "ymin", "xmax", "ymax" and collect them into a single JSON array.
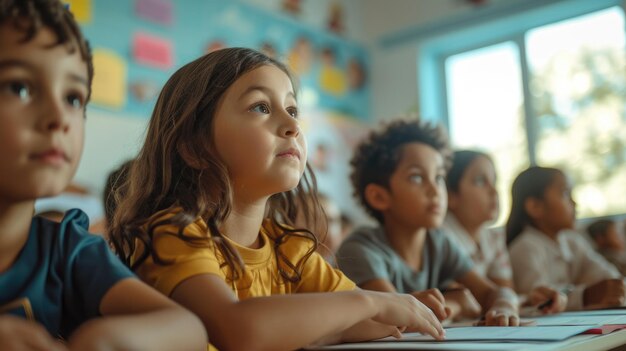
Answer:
[
  {"xmin": 527, "ymin": 7, "xmax": 626, "ymax": 217},
  {"xmin": 446, "ymin": 42, "xmax": 529, "ymax": 224}
]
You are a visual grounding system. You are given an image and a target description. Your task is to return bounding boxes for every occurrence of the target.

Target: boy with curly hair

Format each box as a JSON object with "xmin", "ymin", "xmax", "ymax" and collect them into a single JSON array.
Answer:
[{"xmin": 337, "ymin": 118, "xmax": 556, "ymax": 325}]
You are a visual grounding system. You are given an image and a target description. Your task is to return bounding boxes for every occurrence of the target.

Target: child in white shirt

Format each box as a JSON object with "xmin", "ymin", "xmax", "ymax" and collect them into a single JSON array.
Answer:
[{"xmin": 507, "ymin": 166, "xmax": 624, "ymax": 311}]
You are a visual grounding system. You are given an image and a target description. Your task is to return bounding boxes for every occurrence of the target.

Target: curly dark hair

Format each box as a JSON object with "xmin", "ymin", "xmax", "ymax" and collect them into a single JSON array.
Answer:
[
  {"xmin": 350, "ymin": 118, "xmax": 452, "ymax": 223},
  {"xmin": 0, "ymin": 0, "xmax": 93, "ymax": 99}
]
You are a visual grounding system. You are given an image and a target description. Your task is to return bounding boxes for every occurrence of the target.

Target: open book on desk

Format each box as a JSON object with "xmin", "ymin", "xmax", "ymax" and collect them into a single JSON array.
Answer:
[
  {"xmin": 374, "ymin": 326, "xmax": 593, "ymax": 342},
  {"xmin": 530, "ymin": 314, "xmax": 626, "ymax": 326},
  {"xmin": 556, "ymin": 308, "xmax": 626, "ymax": 316},
  {"xmin": 304, "ymin": 326, "xmax": 595, "ymax": 351}
]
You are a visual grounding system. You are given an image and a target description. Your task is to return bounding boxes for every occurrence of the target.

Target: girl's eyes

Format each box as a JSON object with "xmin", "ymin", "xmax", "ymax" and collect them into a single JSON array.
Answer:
[
  {"xmin": 250, "ymin": 103, "xmax": 270, "ymax": 114},
  {"xmin": 287, "ymin": 106, "xmax": 298, "ymax": 118},
  {"xmin": 250, "ymin": 103, "xmax": 299, "ymax": 118}
]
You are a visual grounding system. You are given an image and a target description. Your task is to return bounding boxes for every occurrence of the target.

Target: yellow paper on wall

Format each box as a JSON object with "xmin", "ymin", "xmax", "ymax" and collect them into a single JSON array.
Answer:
[
  {"xmin": 91, "ymin": 49, "xmax": 127, "ymax": 109},
  {"xmin": 320, "ymin": 66, "xmax": 347, "ymax": 96},
  {"xmin": 64, "ymin": 0, "xmax": 92, "ymax": 23}
]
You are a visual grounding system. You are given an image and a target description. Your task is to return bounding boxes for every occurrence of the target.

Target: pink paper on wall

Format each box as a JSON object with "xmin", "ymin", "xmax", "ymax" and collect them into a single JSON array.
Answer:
[
  {"xmin": 133, "ymin": 32, "xmax": 173, "ymax": 69},
  {"xmin": 135, "ymin": 0, "xmax": 172, "ymax": 26}
]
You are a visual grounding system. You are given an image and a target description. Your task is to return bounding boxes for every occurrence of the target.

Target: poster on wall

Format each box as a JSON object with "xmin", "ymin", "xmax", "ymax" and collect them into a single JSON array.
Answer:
[
  {"xmin": 135, "ymin": 0, "xmax": 173, "ymax": 26},
  {"xmin": 65, "ymin": 0, "xmax": 92, "ymax": 23},
  {"xmin": 91, "ymin": 48, "xmax": 127, "ymax": 110}
]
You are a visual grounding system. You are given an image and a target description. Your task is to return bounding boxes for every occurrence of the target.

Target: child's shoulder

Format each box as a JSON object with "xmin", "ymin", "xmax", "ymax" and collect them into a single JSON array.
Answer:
[
  {"xmin": 508, "ymin": 227, "xmax": 549, "ymax": 252},
  {"xmin": 6, "ymin": 208, "xmax": 128, "ymax": 294},
  {"xmin": 33, "ymin": 208, "xmax": 98, "ymax": 248},
  {"xmin": 31, "ymin": 208, "xmax": 125, "ymax": 270},
  {"xmin": 339, "ymin": 225, "xmax": 389, "ymax": 252},
  {"xmin": 145, "ymin": 207, "xmax": 211, "ymax": 239}
]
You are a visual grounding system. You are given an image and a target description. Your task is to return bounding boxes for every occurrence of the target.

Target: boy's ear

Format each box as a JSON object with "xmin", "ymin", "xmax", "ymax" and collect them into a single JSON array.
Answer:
[
  {"xmin": 524, "ymin": 197, "xmax": 544, "ymax": 219},
  {"xmin": 364, "ymin": 183, "xmax": 391, "ymax": 211}
]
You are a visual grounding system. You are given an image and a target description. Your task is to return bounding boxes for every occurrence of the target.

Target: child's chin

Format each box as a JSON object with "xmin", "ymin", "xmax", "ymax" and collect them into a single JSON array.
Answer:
[
  {"xmin": 36, "ymin": 184, "xmax": 69, "ymax": 199},
  {"xmin": 426, "ymin": 218, "xmax": 445, "ymax": 229}
]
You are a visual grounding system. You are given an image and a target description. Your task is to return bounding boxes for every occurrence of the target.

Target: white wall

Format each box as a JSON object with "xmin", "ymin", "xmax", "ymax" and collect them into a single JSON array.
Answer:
[
  {"xmin": 357, "ymin": 0, "xmax": 511, "ymax": 121},
  {"xmin": 74, "ymin": 109, "xmax": 148, "ymax": 195}
]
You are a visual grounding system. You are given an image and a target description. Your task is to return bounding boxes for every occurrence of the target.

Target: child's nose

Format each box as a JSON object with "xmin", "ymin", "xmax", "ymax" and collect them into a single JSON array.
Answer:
[
  {"xmin": 426, "ymin": 180, "xmax": 443, "ymax": 197},
  {"xmin": 279, "ymin": 116, "xmax": 300, "ymax": 138},
  {"xmin": 39, "ymin": 95, "xmax": 69, "ymax": 133}
]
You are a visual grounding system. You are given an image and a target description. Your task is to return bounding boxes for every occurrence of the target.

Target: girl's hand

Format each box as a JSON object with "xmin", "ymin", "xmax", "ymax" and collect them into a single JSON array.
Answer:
[
  {"xmin": 365, "ymin": 290, "xmax": 445, "ymax": 340},
  {"xmin": 411, "ymin": 288, "xmax": 450, "ymax": 321},
  {"xmin": 481, "ymin": 302, "xmax": 520, "ymax": 326},
  {"xmin": 527, "ymin": 286, "xmax": 567, "ymax": 314},
  {"xmin": 0, "ymin": 315, "xmax": 67, "ymax": 351}
]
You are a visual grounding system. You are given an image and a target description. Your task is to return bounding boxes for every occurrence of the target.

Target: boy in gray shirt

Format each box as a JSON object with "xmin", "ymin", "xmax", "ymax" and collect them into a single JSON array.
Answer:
[{"xmin": 337, "ymin": 119, "xmax": 536, "ymax": 325}]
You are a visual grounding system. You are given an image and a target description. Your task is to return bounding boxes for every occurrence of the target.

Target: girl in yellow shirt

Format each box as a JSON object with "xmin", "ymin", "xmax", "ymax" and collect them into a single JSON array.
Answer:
[{"xmin": 109, "ymin": 47, "xmax": 445, "ymax": 350}]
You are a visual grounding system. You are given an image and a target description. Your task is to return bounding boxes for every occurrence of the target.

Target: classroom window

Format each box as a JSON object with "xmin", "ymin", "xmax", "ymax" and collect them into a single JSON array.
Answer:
[
  {"xmin": 527, "ymin": 8, "xmax": 626, "ymax": 218},
  {"xmin": 443, "ymin": 6, "xmax": 626, "ymax": 223},
  {"xmin": 446, "ymin": 42, "xmax": 529, "ymax": 224}
]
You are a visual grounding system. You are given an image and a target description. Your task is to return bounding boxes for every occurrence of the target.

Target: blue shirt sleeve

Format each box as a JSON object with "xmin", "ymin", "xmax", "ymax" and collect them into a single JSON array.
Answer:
[{"xmin": 58, "ymin": 209, "xmax": 135, "ymax": 336}]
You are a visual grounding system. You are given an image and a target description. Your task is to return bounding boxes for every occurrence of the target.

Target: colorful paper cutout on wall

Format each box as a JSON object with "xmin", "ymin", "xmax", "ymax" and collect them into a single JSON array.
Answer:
[
  {"xmin": 327, "ymin": 2, "xmax": 344, "ymax": 34},
  {"xmin": 319, "ymin": 47, "xmax": 347, "ymax": 96},
  {"xmin": 311, "ymin": 143, "xmax": 333, "ymax": 172},
  {"xmin": 130, "ymin": 80, "xmax": 159, "ymax": 102},
  {"xmin": 282, "ymin": 0, "xmax": 302, "ymax": 15},
  {"xmin": 91, "ymin": 49, "xmax": 127, "ymax": 109},
  {"xmin": 135, "ymin": 0, "xmax": 173, "ymax": 26},
  {"xmin": 64, "ymin": 0, "xmax": 92, "ymax": 23},
  {"xmin": 347, "ymin": 58, "xmax": 366, "ymax": 90},
  {"xmin": 259, "ymin": 42, "xmax": 278, "ymax": 59},
  {"xmin": 287, "ymin": 36, "xmax": 313, "ymax": 76},
  {"xmin": 133, "ymin": 32, "xmax": 173, "ymax": 69},
  {"xmin": 205, "ymin": 39, "xmax": 226, "ymax": 54}
]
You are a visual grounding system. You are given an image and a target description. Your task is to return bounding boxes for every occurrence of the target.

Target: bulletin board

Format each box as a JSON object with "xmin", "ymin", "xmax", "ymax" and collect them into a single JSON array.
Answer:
[{"xmin": 73, "ymin": 0, "xmax": 371, "ymax": 121}]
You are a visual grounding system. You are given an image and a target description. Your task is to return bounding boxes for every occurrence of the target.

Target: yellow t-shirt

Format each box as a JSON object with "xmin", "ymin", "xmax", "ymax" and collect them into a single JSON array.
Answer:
[{"xmin": 133, "ymin": 209, "xmax": 356, "ymax": 299}]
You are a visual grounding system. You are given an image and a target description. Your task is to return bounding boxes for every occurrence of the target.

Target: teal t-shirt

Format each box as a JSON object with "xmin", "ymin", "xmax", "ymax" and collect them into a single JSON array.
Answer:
[{"xmin": 0, "ymin": 209, "xmax": 134, "ymax": 338}]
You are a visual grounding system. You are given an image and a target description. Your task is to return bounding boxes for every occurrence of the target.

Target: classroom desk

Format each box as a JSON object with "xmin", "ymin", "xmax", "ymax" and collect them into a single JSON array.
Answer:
[{"xmin": 306, "ymin": 310, "xmax": 626, "ymax": 351}]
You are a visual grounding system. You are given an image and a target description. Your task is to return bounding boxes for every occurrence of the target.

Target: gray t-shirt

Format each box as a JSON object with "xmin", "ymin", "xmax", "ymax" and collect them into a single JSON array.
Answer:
[{"xmin": 336, "ymin": 226, "xmax": 473, "ymax": 293}]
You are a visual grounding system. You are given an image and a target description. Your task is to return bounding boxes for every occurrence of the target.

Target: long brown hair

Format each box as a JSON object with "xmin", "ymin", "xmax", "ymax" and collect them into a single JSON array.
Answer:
[
  {"xmin": 505, "ymin": 166, "xmax": 562, "ymax": 245},
  {"xmin": 108, "ymin": 47, "xmax": 321, "ymax": 283}
]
